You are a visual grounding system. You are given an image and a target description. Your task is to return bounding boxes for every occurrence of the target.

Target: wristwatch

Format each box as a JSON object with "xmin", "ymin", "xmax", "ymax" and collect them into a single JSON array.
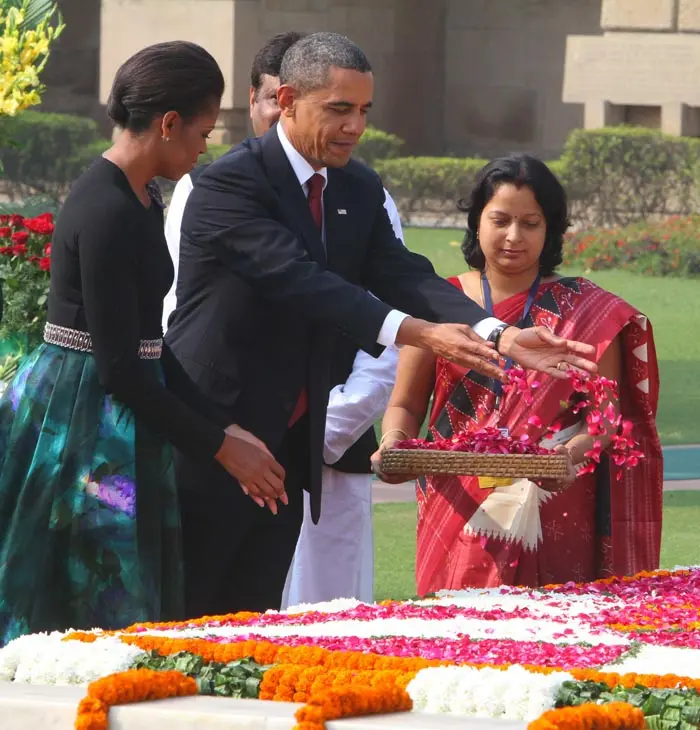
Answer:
[{"xmin": 487, "ymin": 324, "xmax": 510, "ymax": 354}]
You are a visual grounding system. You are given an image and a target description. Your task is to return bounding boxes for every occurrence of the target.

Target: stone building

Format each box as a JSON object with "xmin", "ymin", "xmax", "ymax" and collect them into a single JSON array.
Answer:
[
  {"xmin": 42, "ymin": 0, "xmax": 603, "ymax": 157},
  {"xmin": 564, "ymin": 0, "xmax": 700, "ymax": 137}
]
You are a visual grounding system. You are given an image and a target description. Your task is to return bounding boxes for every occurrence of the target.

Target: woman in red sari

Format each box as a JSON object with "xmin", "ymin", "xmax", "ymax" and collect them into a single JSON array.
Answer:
[{"xmin": 374, "ymin": 154, "xmax": 662, "ymax": 594}]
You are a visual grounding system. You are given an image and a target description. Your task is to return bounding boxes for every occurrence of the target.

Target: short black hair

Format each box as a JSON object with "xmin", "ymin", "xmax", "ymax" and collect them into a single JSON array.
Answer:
[
  {"xmin": 107, "ymin": 41, "xmax": 225, "ymax": 132},
  {"xmin": 458, "ymin": 154, "xmax": 569, "ymax": 277},
  {"xmin": 250, "ymin": 31, "xmax": 305, "ymax": 93},
  {"xmin": 279, "ymin": 32, "xmax": 372, "ymax": 94}
]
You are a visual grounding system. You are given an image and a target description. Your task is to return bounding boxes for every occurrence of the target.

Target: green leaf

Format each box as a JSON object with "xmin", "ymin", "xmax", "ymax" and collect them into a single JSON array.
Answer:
[{"xmin": 18, "ymin": 0, "xmax": 60, "ymax": 31}]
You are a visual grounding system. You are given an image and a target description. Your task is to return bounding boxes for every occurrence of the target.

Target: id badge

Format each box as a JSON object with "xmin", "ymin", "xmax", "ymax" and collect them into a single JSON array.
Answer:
[{"xmin": 478, "ymin": 476, "xmax": 514, "ymax": 490}]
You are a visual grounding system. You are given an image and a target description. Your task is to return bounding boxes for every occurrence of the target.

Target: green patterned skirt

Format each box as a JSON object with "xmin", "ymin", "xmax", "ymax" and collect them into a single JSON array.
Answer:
[{"xmin": 0, "ymin": 344, "xmax": 184, "ymax": 646}]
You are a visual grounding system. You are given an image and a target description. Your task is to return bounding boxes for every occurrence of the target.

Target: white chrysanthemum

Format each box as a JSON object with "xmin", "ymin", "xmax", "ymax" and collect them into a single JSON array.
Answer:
[
  {"xmin": 3, "ymin": 632, "xmax": 145, "ymax": 685},
  {"xmin": 408, "ymin": 665, "xmax": 570, "ymax": 720}
]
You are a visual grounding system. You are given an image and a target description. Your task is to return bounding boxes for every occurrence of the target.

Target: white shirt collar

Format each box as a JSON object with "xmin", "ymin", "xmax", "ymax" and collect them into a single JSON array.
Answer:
[{"xmin": 276, "ymin": 123, "xmax": 328, "ymax": 191}]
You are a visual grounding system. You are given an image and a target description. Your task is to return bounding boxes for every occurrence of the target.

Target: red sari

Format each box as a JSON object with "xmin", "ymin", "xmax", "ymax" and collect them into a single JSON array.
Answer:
[{"xmin": 416, "ymin": 276, "xmax": 662, "ymax": 595}]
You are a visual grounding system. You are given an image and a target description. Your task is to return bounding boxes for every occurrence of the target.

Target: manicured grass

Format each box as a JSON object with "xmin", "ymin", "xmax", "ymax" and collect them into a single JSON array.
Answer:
[
  {"xmin": 374, "ymin": 491, "xmax": 700, "ymax": 600},
  {"xmin": 374, "ymin": 503, "xmax": 417, "ymax": 602},
  {"xmin": 659, "ymin": 491, "xmax": 700, "ymax": 569},
  {"xmin": 403, "ymin": 227, "xmax": 700, "ymax": 446}
]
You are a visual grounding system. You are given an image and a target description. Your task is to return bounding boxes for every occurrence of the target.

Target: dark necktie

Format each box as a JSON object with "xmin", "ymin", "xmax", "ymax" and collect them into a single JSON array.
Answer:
[
  {"xmin": 288, "ymin": 173, "xmax": 325, "ymax": 428},
  {"xmin": 307, "ymin": 173, "xmax": 324, "ymax": 232}
]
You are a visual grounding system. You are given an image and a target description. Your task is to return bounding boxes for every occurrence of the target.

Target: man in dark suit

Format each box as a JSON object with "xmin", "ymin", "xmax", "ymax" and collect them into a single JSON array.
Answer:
[{"xmin": 166, "ymin": 32, "xmax": 596, "ymax": 617}]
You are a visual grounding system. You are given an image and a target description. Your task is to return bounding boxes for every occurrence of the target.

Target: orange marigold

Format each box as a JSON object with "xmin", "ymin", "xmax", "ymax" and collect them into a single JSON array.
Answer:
[
  {"xmin": 528, "ymin": 702, "xmax": 646, "ymax": 730},
  {"xmin": 294, "ymin": 685, "xmax": 412, "ymax": 730},
  {"xmin": 570, "ymin": 668, "xmax": 700, "ymax": 692},
  {"xmin": 75, "ymin": 669, "xmax": 197, "ymax": 730}
]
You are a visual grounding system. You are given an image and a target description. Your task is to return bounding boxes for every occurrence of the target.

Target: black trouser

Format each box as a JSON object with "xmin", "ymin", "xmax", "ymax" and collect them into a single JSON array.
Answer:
[{"xmin": 175, "ymin": 418, "xmax": 308, "ymax": 617}]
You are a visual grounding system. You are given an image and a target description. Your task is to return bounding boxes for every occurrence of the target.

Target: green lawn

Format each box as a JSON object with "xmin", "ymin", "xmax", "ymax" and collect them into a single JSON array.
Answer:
[
  {"xmin": 374, "ymin": 491, "xmax": 700, "ymax": 601},
  {"xmin": 403, "ymin": 227, "xmax": 700, "ymax": 446}
]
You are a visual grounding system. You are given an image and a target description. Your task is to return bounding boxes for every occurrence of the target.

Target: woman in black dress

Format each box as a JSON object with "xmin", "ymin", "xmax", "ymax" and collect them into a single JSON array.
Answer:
[{"xmin": 0, "ymin": 41, "xmax": 286, "ymax": 645}]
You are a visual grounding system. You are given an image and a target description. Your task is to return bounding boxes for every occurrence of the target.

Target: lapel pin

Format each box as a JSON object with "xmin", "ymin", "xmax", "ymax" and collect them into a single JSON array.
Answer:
[{"xmin": 337, "ymin": 208, "xmax": 347, "ymax": 215}]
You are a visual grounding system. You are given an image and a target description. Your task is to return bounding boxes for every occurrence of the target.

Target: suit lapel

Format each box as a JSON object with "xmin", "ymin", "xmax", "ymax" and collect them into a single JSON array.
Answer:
[
  {"xmin": 323, "ymin": 172, "xmax": 347, "ymax": 273},
  {"xmin": 259, "ymin": 126, "xmax": 326, "ymax": 266}
]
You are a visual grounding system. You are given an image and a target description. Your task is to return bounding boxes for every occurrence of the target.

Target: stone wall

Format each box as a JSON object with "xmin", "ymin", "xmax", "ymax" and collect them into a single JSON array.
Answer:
[
  {"xmin": 40, "ymin": 0, "xmax": 604, "ymax": 157},
  {"xmin": 564, "ymin": 0, "xmax": 700, "ymax": 136},
  {"xmin": 39, "ymin": 0, "xmax": 104, "ymax": 131},
  {"xmin": 443, "ymin": 0, "xmax": 602, "ymax": 158}
]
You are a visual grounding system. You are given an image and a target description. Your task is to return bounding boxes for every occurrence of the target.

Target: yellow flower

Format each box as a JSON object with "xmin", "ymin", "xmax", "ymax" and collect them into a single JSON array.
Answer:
[
  {"xmin": 0, "ymin": 0, "xmax": 64, "ymax": 117},
  {"xmin": 1, "ymin": 35, "xmax": 19, "ymax": 57}
]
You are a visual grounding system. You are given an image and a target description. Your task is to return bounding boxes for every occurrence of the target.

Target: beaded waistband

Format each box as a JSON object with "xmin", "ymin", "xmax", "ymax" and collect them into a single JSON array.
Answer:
[{"xmin": 44, "ymin": 323, "xmax": 163, "ymax": 360}]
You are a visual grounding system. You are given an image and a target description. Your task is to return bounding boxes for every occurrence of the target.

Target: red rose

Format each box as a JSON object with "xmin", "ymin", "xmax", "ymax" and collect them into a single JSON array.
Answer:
[
  {"xmin": 11, "ymin": 231, "xmax": 29, "ymax": 245},
  {"xmin": 11, "ymin": 244, "xmax": 28, "ymax": 256},
  {"xmin": 0, "ymin": 227, "xmax": 10, "ymax": 238},
  {"xmin": 9, "ymin": 215, "xmax": 24, "ymax": 229},
  {"xmin": 0, "ymin": 215, "xmax": 10, "ymax": 224},
  {"xmin": 0, "ymin": 246, "xmax": 12, "ymax": 256},
  {"xmin": 44, "ymin": 243, "xmax": 51, "ymax": 256},
  {"xmin": 24, "ymin": 216, "xmax": 55, "ymax": 235},
  {"xmin": 38, "ymin": 256, "xmax": 51, "ymax": 271}
]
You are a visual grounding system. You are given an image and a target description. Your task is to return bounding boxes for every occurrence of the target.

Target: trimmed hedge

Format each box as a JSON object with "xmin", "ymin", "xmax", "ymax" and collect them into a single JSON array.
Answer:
[
  {"xmin": 0, "ymin": 111, "xmax": 109, "ymax": 203},
  {"xmin": 5, "ymin": 113, "xmax": 700, "ymax": 230},
  {"xmin": 559, "ymin": 126, "xmax": 700, "ymax": 227},
  {"xmin": 375, "ymin": 156, "xmax": 487, "ymax": 218},
  {"xmin": 353, "ymin": 125, "xmax": 403, "ymax": 166}
]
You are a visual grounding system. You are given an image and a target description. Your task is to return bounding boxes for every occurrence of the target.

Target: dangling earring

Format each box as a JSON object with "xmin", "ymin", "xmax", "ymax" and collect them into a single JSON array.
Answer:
[{"xmin": 161, "ymin": 136, "xmax": 171, "ymax": 143}]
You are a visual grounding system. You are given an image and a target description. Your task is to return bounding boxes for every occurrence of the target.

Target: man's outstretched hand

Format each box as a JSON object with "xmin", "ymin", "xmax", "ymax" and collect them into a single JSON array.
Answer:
[
  {"xmin": 395, "ymin": 318, "xmax": 597, "ymax": 380},
  {"xmin": 396, "ymin": 318, "xmax": 503, "ymax": 380},
  {"xmin": 497, "ymin": 326, "xmax": 597, "ymax": 378}
]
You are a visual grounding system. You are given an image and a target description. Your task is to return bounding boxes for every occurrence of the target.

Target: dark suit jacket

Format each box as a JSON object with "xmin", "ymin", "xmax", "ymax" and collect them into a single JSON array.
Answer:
[
  {"xmin": 186, "ymin": 163, "xmax": 374, "ymax": 477},
  {"xmin": 165, "ymin": 124, "xmax": 487, "ymax": 522}
]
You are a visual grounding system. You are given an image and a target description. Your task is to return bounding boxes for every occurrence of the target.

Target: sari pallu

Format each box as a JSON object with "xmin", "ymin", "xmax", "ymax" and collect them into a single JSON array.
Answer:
[{"xmin": 416, "ymin": 276, "xmax": 662, "ymax": 594}]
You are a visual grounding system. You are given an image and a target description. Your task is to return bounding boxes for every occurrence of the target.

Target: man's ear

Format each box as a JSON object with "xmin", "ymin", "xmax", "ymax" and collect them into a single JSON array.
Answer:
[
  {"xmin": 277, "ymin": 84, "xmax": 296, "ymax": 117},
  {"xmin": 249, "ymin": 85, "xmax": 256, "ymax": 114}
]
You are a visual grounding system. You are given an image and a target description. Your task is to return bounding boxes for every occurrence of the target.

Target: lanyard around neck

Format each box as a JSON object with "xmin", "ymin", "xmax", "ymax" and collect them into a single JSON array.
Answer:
[{"xmin": 480, "ymin": 271, "xmax": 542, "ymax": 398}]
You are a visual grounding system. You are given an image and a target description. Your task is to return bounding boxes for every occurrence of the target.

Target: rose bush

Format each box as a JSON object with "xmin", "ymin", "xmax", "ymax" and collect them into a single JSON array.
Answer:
[{"xmin": 0, "ymin": 211, "xmax": 52, "ymax": 350}]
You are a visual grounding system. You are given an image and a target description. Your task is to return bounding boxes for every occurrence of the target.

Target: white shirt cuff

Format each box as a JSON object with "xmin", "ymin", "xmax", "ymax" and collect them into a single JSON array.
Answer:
[
  {"xmin": 472, "ymin": 317, "xmax": 507, "ymax": 340},
  {"xmin": 377, "ymin": 310, "xmax": 409, "ymax": 347}
]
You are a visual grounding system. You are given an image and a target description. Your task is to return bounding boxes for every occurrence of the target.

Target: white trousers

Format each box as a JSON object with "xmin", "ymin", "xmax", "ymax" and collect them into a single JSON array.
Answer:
[{"xmin": 281, "ymin": 466, "xmax": 374, "ymax": 609}]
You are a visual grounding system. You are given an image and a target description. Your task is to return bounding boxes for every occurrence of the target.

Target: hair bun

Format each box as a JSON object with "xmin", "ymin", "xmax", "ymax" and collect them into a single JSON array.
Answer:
[{"xmin": 106, "ymin": 93, "xmax": 129, "ymax": 127}]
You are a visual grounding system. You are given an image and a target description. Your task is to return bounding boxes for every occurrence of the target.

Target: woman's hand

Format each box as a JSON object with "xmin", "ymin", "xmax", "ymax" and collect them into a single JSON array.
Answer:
[
  {"xmin": 370, "ymin": 432, "xmax": 423, "ymax": 484},
  {"xmin": 216, "ymin": 426, "xmax": 287, "ymax": 513},
  {"xmin": 537, "ymin": 444, "xmax": 578, "ymax": 492}
]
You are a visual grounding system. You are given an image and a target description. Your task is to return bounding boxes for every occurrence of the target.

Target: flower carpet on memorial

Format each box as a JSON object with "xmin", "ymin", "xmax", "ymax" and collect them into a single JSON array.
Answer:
[{"xmin": 2, "ymin": 568, "xmax": 700, "ymax": 729}]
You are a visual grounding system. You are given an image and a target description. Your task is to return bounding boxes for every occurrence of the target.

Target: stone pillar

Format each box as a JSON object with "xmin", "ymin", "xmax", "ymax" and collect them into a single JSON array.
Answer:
[
  {"xmin": 99, "ymin": 0, "xmax": 261, "ymax": 144},
  {"xmin": 662, "ymin": 103, "xmax": 700, "ymax": 136},
  {"xmin": 583, "ymin": 101, "xmax": 624, "ymax": 129}
]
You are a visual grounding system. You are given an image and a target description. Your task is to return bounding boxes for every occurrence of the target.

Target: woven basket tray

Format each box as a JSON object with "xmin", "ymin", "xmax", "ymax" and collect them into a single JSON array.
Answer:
[{"xmin": 380, "ymin": 449, "xmax": 569, "ymax": 479}]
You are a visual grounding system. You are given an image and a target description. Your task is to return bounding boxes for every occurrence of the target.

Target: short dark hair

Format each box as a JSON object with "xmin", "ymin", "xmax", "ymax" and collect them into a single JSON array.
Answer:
[
  {"xmin": 250, "ymin": 31, "xmax": 305, "ymax": 94},
  {"xmin": 107, "ymin": 41, "xmax": 225, "ymax": 132},
  {"xmin": 458, "ymin": 154, "xmax": 569, "ymax": 277},
  {"xmin": 279, "ymin": 32, "xmax": 372, "ymax": 94}
]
